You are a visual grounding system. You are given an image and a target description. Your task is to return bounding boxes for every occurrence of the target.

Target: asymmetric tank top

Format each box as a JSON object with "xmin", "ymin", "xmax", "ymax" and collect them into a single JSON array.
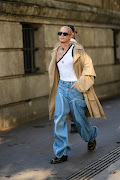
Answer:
[{"xmin": 57, "ymin": 44, "xmax": 77, "ymax": 82}]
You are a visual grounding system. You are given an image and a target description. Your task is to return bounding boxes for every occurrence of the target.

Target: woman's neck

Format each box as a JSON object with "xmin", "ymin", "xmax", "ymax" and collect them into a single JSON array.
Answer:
[{"xmin": 60, "ymin": 43, "xmax": 70, "ymax": 50}]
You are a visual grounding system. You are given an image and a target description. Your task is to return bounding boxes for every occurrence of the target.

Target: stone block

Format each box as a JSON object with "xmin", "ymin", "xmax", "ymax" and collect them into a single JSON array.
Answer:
[
  {"xmin": 44, "ymin": 25, "xmax": 60, "ymax": 48},
  {"xmin": 35, "ymin": 49, "xmax": 46, "ymax": 73},
  {"xmin": 76, "ymin": 28, "xmax": 113, "ymax": 47},
  {"xmin": 117, "ymin": 47, "xmax": 120, "ymax": 60},
  {"xmin": 86, "ymin": 47, "xmax": 114, "ymax": 66},
  {"xmin": 0, "ymin": 96, "xmax": 49, "ymax": 129},
  {"xmin": 76, "ymin": 28, "xmax": 94, "ymax": 47},
  {"xmin": 25, "ymin": 96, "xmax": 49, "ymax": 123},
  {"xmin": 0, "ymin": 74, "xmax": 50, "ymax": 106},
  {"xmin": 0, "ymin": 50, "xmax": 24, "ymax": 77},
  {"xmin": 94, "ymin": 81, "xmax": 120, "ymax": 99},
  {"xmin": 34, "ymin": 25, "xmax": 45, "ymax": 48},
  {"xmin": 94, "ymin": 29, "xmax": 113, "ymax": 47},
  {"xmin": 0, "ymin": 22, "xmax": 23, "ymax": 48},
  {"xmin": 95, "ymin": 65, "xmax": 120, "ymax": 85}
]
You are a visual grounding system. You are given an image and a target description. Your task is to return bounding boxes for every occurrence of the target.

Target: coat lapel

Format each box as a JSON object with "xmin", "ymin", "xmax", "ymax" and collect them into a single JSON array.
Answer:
[
  {"xmin": 70, "ymin": 42, "xmax": 84, "ymax": 64},
  {"xmin": 73, "ymin": 48, "xmax": 81, "ymax": 64}
]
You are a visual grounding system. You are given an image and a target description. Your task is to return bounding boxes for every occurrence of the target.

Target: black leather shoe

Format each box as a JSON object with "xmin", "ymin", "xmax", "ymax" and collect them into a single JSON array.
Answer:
[
  {"xmin": 70, "ymin": 124, "xmax": 78, "ymax": 133},
  {"xmin": 88, "ymin": 140, "xmax": 96, "ymax": 151},
  {"xmin": 50, "ymin": 155, "xmax": 68, "ymax": 164}
]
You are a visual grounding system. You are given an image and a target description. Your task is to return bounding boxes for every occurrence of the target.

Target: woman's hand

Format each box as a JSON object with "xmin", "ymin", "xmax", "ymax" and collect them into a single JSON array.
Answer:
[{"xmin": 70, "ymin": 84, "xmax": 75, "ymax": 89}]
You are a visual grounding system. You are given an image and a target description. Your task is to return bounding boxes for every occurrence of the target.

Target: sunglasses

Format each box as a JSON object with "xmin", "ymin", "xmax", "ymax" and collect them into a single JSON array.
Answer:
[{"xmin": 57, "ymin": 32, "xmax": 71, "ymax": 36}]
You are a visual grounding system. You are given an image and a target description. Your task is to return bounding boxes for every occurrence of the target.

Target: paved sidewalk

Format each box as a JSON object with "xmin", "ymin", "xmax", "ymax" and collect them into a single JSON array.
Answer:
[{"xmin": 0, "ymin": 97, "xmax": 120, "ymax": 180}]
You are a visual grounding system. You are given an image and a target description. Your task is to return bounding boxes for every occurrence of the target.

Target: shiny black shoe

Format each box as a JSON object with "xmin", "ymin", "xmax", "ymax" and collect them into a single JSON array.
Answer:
[
  {"xmin": 88, "ymin": 140, "xmax": 96, "ymax": 151},
  {"xmin": 70, "ymin": 124, "xmax": 78, "ymax": 133},
  {"xmin": 50, "ymin": 155, "xmax": 68, "ymax": 164}
]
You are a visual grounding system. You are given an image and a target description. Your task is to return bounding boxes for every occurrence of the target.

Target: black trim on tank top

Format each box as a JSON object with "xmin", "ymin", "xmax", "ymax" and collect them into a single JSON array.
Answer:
[
  {"xmin": 72, "ymin": 45, "xmax": 75, "ymax": 57},
  {"xmin": 56, "ymin": 44, "xmax": 72, "ymax": 64}
]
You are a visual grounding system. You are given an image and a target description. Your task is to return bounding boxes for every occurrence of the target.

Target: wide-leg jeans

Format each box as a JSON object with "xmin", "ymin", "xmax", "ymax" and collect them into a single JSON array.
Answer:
[{"xmin": 53, "ymin": 79, "xmax": 98, "ymax": 158}]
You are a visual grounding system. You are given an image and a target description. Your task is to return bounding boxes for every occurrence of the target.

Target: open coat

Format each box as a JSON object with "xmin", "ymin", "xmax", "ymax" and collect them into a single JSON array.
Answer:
[{"xmin": 48, "ymin": 42, "xmax": 106, "ymax": 120}]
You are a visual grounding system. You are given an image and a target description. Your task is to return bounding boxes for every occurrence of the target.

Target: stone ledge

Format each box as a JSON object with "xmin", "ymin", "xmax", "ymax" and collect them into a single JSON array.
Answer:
[
  {"xmin": 55, "ymin": 0, "xmax": 102, "ymax": 8},
  {"xmin": 0, "ymin": 95, "xmax": 49, "ymax": 129},
  {"xmin": 0, "ymin": 1, "xmax": 120, "ymax": 25}
]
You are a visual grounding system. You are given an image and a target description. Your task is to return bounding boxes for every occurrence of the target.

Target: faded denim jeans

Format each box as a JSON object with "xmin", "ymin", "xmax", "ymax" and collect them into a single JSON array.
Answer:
[{"xmin": 53, "ymin": 79, "xmax": 98, "ymax": 158}]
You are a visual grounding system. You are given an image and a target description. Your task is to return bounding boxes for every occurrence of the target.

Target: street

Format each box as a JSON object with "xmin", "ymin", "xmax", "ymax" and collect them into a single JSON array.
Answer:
[{"xmin": 0, "ymin": 97, "xmax": 120, "ymax": 180}]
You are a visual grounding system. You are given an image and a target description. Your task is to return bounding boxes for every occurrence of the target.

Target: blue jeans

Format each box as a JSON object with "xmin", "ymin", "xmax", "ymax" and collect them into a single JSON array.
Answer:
[{"xmin": 53, "ymin": 80, "xmax": 98, "ymax": 158}]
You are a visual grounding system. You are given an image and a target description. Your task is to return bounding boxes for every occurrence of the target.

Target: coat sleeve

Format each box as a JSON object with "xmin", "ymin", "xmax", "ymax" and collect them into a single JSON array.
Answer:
[{"xmin": 74, "ymin": 51, "xmax": 96, "ymax": 93}]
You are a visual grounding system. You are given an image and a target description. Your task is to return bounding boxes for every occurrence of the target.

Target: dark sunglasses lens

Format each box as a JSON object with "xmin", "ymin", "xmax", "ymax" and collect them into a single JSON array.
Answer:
[
  {"xmin": 76, "ymin": 31, "xmax": 77, "ymax": 34},
  {"xmin": 63, "ymin": 32, "xmax": 68, "ymax": 36},
  {"xmin": 57, "ymin": 32, "xmax": 69, "ymax": 36},
  {"xmin": 58, "ymin": 32, "xmax": 62, "ymax": 36}
]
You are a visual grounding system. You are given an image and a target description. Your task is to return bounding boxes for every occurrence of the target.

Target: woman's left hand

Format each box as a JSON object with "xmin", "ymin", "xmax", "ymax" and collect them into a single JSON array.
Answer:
[{"xmin": 70, "ymin": 84, "xmax": 75, "ymax": 89}]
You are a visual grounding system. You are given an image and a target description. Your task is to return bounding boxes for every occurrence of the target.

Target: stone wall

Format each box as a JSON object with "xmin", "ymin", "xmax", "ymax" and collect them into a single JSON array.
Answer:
[
  {"xmin": 0, "ymin": 0, "xmax": 120, "ymax": 129},
  {"xmin": 0, "ymin": 21, "xmax": 50, "ymax": 129}
]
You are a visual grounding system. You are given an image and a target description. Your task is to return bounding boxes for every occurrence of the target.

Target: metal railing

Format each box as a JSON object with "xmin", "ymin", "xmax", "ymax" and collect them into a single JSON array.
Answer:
[
  {"xmin": 22, "ymin": 24, "xmax": 39, "ymax": 73},
  {"xmin": 113, "ymin": 30, "xmax": 120, "ymax": 64}
]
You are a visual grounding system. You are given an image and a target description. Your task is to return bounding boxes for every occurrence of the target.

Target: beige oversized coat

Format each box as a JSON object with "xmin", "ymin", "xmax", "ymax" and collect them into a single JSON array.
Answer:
[{"xmin": 48, "ymin": 42, "xmax": 106, "ymax": 120}]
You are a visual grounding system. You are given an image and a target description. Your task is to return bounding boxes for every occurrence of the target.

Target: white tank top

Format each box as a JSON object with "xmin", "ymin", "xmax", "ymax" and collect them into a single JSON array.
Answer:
[{"xmin": 57, "ymin": 45, "xmax": 77, "ymax": 82}]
